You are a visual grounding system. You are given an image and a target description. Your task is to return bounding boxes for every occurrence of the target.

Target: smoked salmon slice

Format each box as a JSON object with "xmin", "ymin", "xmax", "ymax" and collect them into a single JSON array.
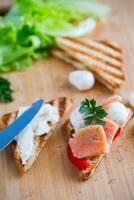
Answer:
[
  {"xmin": 69, "ymin": 125, "xmax": 109, "ymax": 159},
  {"xmin": 69, "ymin": 118, "xmax": 119, "ymax": 159},
  {"xmin": 103, "ymin": 118, "xmax": 119, "ymax": 144}
]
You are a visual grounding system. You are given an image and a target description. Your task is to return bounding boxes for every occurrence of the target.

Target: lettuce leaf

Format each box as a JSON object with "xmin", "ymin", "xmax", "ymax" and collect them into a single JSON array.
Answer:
[{"xmin": 0, "ymin": 0, "xmax": 110, "ymax": 72}]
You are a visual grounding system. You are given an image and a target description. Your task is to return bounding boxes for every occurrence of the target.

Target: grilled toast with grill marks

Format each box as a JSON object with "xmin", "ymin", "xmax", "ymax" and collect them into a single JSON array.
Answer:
[
  {"xmin": 52, "ymin": 37, "xmax": 125, "ymax": 91},
  {"xmin": 0, "ymin": 97, "xmax": 72, "ymax": 173}
]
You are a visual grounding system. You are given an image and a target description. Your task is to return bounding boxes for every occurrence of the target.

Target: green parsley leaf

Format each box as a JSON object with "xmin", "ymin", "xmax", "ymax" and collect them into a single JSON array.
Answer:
[
  {"xmin": 0, "ymin": 77, "xmax": 13, "ymax": 103},
  {"xmin": 79, "ymin": 98, "xmax": 108, "ymax": 126},
  {"xmin": 84, "ymin": 116, "xmax": 94, "ymax": 126},
  {"xmin": 95, "ymin": 117, "xmax": 105, "ymax": 126}
]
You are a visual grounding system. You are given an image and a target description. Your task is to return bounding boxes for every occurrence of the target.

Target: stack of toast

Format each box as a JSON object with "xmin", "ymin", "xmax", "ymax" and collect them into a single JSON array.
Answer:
[{"xmin": 52, "ymin": 37, "xmax": 125, "ymax": 91}]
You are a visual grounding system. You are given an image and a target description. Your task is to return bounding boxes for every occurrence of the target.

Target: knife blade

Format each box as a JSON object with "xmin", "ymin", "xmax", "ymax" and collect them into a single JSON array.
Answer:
[{"xmin": 0, "ymin": 99, "xmax": 44, "ymax": 151}]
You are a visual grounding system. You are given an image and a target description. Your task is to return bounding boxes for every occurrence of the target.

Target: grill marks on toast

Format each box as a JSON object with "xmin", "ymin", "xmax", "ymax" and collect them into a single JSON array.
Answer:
[
  {"xmin": 0, "ymin": 112, "xmax": 17, "ymax": 130},
  {"xmin": 52, "ymin": 49, "xmax": 123, "ymax": 90},
  {"xmin": 50, "ymin": 97, "xmax": 70, "ymax": 117},
  {"xmin": 63, "ymin": 37, "xmax": 123, "ymax": 67},
  {"xmin": 0, "ymin": 97, "xmax": 72, "ymax": 173},
  {"xmin": 0, "ymin": 114, "xmax": 10, "ymax": 130},
  {"xmin": 56, "ymin": 37, "xmax": 123, "ymax": 71},
  {"xmin": 54, "ymin": 37, "xmax": 125, "ymax": 91},
  {"xmin": 76, "ymin": 38, "xmax": 123, "ymax": 61},
  {"xmin": 52, "ymin": 49, "xmax": 85, "ymax": 70},
  {"xmin": 99, "ymin": 40, "xmax": 122, "ymax": 53}
]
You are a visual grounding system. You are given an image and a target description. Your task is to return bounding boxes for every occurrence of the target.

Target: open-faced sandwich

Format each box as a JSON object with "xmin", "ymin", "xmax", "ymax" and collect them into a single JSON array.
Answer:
[
  {"xmin": 52, "ymin": 37, "xmax": 125, "ymax": 91},
  {"xmin": 0, "ymin": 97, "xmax": 72, "ymax": 173},
  {"xmin": 66, "ymin": 95, "xmax": 133, "ymax": 180}
]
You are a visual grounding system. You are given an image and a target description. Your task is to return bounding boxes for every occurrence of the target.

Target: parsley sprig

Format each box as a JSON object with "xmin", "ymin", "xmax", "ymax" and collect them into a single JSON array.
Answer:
[
  {"xmin": 0, "ymin": 77, "xmax": 13, "ymax": 103},
  {"xmin": 79, "ymin": 98, "xmax": 108, "ymax": 126}
]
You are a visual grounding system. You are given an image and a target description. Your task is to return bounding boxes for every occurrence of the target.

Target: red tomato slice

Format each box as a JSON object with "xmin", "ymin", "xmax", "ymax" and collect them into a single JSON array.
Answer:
[
  {"xmin": 67, "ymin": 144, "xmax": 89, "ymax": 170},
  {"xmin": 113, "ymin": 127, "xmax": 121, "ymax": 141}
]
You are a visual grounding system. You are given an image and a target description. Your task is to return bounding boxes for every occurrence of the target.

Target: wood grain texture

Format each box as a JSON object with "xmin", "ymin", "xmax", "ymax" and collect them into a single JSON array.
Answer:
[{"xmin": 0, "ymin": 0, "xmax": 134, "ymax": 199}]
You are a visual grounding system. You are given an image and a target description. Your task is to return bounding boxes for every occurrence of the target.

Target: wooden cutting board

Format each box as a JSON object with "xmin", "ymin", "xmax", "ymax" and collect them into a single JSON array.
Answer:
[{"xmin": 0, "ymin": 0, "xmax": 134, "ymax": 199}]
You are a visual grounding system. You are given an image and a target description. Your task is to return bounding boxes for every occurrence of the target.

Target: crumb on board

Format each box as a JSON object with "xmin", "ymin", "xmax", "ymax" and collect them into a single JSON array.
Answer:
[{"xmin": 108, "ymin": 178, "xmax": 116, "ymax": 184}]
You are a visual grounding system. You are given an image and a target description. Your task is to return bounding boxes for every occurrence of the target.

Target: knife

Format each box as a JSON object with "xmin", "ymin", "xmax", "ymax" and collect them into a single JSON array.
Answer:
[{"xmin": 0, "ymin": 99, "xmax": 44, "ymax": 151}]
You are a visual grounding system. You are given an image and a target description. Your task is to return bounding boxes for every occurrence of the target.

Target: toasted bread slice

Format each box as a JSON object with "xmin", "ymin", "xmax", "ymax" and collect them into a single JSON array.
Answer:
[
  {"xmin": 66, "ymin": 106, "xmax": 133, "ymax": 180},
  {"xmin": 0, "ymin": 97, "xmax": 72, "ymax": 173},
  {"xmin": 52, "ymin": 37, "xmax": 125, "ymax": 91},
  {"xmin": 52, "ymin": 49, "xmax": 117, "ymax": 91}
]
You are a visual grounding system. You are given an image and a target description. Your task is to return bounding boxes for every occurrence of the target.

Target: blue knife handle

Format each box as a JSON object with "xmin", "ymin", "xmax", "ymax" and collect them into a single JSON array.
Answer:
[{"xmin": 0, "ymin": 99, "xmax": 44, "ymax": 151}]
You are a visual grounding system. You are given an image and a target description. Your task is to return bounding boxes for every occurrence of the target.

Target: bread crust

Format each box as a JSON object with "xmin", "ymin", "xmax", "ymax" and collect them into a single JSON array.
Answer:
[{"xmin": 0, "ymin": 97, "xmax": 72, "ymax": 173}]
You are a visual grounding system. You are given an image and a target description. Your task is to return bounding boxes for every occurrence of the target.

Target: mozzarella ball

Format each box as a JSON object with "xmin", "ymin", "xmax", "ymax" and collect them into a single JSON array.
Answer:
[
  {"xmin": 70, "ymin": 106, "xmax": 85, "ymax": 131},
  {"xmin": 68, "ymin": 70, "xmax": 95, "ymax": 91},
  {"xmin": 129, "ymin": 91, "xmax": 134, "ymax": 107},
  {"xmin": 106, "ymin": 101, "xmax": 128, "ymax": 126}
]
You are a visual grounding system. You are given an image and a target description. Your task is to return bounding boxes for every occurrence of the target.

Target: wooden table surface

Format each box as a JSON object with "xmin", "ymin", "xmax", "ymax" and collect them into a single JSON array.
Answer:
[{"xmin": 0, "ymin": 0, "xmax": 134, "ymax": 199}]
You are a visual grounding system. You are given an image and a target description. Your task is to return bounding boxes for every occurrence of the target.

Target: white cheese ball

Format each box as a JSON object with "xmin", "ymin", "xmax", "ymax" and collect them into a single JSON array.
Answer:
[
  {"xmin": 70, "ymin": 106, "xmax": 85, "ymax": 131},
  {"xmin": 129, "ymin": 91, "xmax": 134, "ymax": 107},
  {"xmin": 106, "ymin": 101, "xmax": 128, "ymax": 126},
  {"xmin": 69, "ymin": 70, "xmax": 95, "ymax": 91}
]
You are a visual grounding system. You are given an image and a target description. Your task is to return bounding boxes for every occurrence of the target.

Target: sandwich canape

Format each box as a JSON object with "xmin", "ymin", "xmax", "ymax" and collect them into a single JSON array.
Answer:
[
  {"xmin": 66, "ymin": 95, "xmax": 133, "ymax": 180},
  {"xmin": 0, "ymin": 97, "xmax": 72, "ymax": 173}
]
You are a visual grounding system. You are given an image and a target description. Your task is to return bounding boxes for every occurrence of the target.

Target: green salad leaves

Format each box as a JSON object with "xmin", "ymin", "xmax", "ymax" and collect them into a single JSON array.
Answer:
[
  {"xmin": 0, "ymin": 0, "xmax": 110, "ymax": 72},
  {"xmin": 79, "ymin": 98, "xmax": 108, "ymax": 126}
]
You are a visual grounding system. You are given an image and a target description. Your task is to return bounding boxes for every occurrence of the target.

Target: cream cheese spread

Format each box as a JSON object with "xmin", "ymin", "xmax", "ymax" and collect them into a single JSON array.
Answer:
[{"xmin": 16, "ymin": 103, "xmax": 59, "ymax": 164}]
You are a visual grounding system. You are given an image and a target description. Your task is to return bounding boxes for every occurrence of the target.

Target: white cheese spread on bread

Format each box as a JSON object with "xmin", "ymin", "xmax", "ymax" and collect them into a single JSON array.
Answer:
[
  {"xmin": 16, "ymin": 103, "xmax": 60, "ymax": 164},
  {"xmin": 70, "ymin": 106, "xmax": 85, "ymax": 131},
  {"xmin": 16, "ymin": 124, "xmax": 34, "ymax": 164}
]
